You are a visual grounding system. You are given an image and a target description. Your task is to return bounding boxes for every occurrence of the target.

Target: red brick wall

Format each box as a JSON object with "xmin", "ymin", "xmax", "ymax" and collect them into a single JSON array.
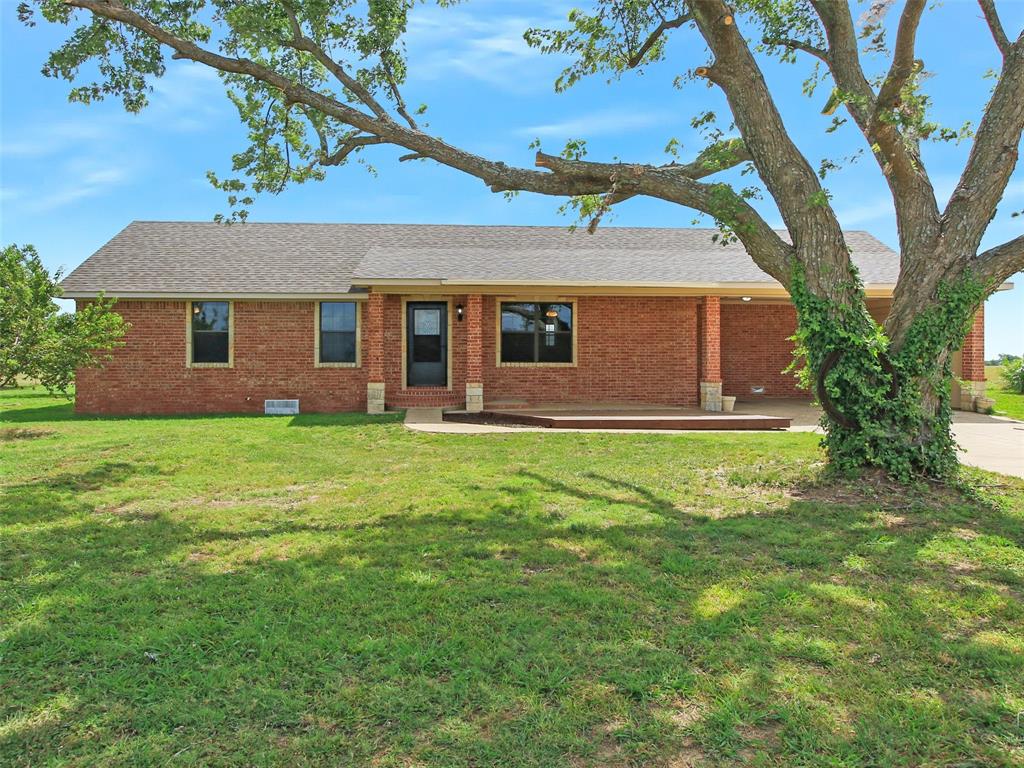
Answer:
[
  {"xmin": 698, "ymin": 297, "xmax": 722, "ymax": 383},
  {"xmin": 720, "ymin": 302, "xmax": 803, "ymax": 398},
  {"xmin": 76, "ymin": 300, "xmax": 368, "ymax": 415},
  {"xmin": 960, "ymin": 305, "xmax": 985, "ymax": 382},
  {"xmin": 75, "ymin": 295, "xmax": 986, "ymax": 414},
  {"xmin": 719, "ymin": 299, "xmax": 985, "ymax": 398},
  {"xmin": 481, "ymin": 296, "xmax": 700, "ymax": 407},
  {"xmin": 465, "ymin": 294, "xmax": 484, "ymax": 384},
  {"xmin": 719, "ymin": 300, "xmax": 893, "ymax": 399}
]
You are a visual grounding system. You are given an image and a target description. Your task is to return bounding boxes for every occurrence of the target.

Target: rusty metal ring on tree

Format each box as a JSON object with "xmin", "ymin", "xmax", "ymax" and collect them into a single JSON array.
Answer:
[{"xmin": 816, "ymin": 349, "xmax": 900, "ymax": 429}]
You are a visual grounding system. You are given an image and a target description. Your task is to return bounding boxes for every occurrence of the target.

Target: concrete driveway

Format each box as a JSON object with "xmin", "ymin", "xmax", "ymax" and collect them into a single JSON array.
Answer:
[
  {"xmin": 405, "ymin": 400, "xmax": 1024, "ymax": 478},
  {"xmin": 950, "ymin": 410, "xmax": 1024, "ymax": 478},
  {"xmin": 736, "ymin": 399, "xmax": 1024, "ymax": 478}
]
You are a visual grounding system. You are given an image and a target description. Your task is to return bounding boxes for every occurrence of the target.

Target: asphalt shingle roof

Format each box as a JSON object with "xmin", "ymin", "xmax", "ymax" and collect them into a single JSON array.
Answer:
[{"xmin": 59, "ymin": 221, "xmax": 900, "ymax": 296}]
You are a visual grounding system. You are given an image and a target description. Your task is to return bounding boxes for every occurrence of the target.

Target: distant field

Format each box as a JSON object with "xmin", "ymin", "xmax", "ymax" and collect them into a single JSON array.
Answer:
[{"xmin": 985, "ymin": 364, "xmax": 1024, "ymax": 421}]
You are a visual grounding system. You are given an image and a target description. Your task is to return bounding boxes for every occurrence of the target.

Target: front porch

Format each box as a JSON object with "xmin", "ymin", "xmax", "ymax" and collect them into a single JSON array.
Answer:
[{"xmin": 360, "ymin": 291, "xmax": 989, "ymax": 416}]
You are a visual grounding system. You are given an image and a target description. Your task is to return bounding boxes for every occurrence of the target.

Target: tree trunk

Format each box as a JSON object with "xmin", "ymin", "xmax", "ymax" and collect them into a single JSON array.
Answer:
[{"xmin": 791, "ymin": 243, "xmax": 986, "ymax": 480}]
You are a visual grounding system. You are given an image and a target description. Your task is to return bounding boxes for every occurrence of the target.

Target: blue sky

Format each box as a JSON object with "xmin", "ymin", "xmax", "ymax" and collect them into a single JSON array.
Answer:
[{"xmin": 1, "ymin": 0, "xmax": 1021, "ymax": 357}]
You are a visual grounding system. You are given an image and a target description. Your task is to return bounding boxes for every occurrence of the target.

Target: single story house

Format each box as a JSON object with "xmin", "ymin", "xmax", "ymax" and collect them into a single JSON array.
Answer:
[{"xmin": 60, "ymin": 221, "xmax": 990, "ymax": 415}]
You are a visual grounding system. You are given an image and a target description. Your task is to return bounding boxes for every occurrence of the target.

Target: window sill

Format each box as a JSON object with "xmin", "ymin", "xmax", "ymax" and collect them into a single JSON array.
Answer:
[
  {"xmin": 497, "ymin": 362, "xmax": 577, "ymax": 368},
  {"xmin": 189, "ymin": 362, "xmax": 233, "ymax": 369},
  {"xmin": 315, "ymin": 362, "xmax": 360, "ymax": 369}
]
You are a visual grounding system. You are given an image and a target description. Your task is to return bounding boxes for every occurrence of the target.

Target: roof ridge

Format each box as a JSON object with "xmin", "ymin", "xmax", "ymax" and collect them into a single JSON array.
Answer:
[{"xmin": 125, "ymin": 220, "xmax": 876, "ymax": 236}]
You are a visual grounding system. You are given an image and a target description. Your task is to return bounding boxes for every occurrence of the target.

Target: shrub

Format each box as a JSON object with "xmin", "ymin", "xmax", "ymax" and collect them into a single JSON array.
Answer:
[{"xmin": 1002, "ymin": 359, "xmax": 1024, "ymax": 394}]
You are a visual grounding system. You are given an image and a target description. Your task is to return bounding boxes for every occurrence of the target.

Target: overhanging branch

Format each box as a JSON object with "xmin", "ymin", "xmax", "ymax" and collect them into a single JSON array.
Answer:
[{"xmin": 62, "ymin": 0, "xmax": 792, "ymax": 281}]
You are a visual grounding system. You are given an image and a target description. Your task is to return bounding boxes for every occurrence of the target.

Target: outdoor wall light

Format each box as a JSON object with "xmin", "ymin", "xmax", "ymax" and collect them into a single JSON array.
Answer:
[
  {"xmin": 456, "ymin": 304, "xmax": 464, "ymax": 321},
  {"xmin": 544, "ymin": 308, "xmax": 559, "ymax": 318},
  {"xmin": 741, "ymin": 296, "xmax": 752, "ymax": 302}
]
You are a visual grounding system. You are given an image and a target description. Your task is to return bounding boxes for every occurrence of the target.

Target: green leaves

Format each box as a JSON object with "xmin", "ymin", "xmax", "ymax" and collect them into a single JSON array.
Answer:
[
  {"xmin": 524, "ymin": 1, "xmax": 692, "ymax": 92},
  {"xmin": 788, "ymin": 265, "xmax": 990, "ymax": 481},
  {"xmin": 0, "ymin": 245, "xmax": 128, "ymax": 395}
]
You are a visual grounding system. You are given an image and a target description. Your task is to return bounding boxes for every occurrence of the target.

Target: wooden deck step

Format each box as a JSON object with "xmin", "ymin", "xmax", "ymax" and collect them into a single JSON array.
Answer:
[{"xmin": 443, "ymin": 410, "xmax": 791, "ymax": 431}]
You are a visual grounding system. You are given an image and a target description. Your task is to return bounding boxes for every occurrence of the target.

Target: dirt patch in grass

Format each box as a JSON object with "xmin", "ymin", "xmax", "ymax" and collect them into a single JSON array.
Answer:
[
  {"xmin": 789, "ymin": 469, "xmax": 971, "ymax": 510},
  {"xmin": 737, "ymin": 720, "xmax": 783, "ymax": 762},
  {"xmin": 1, "ymin": 427, "xmax": 54, "ymax": 441}
]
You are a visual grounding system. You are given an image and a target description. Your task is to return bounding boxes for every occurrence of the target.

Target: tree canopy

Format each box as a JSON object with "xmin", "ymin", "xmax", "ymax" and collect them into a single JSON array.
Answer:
[
  {"xmin": 1, "ymin": 244, "xmax": 128, "ymax": 394},
  {"xmin": 19, "ymin": 1, "xmax": 1021, "ymax": 296}
]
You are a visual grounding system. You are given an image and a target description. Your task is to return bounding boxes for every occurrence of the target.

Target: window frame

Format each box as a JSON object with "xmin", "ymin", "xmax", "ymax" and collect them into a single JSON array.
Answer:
[
  {"xmin": 495, "ymin": 297, "xmax": 577, "ymax": 368},
  {"xmin": 314, "ymin": 300, "xmax": 362, "ymax": 368},
  {"xmin": 186, "ymin": 300, "xmax": 234, "ymax": 368}
]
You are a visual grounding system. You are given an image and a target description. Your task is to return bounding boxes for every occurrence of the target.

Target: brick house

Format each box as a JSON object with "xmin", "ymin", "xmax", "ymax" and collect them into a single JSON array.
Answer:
[{"xmin": 60, "ymin": 221, "xmax": 991, "ymax": 415}]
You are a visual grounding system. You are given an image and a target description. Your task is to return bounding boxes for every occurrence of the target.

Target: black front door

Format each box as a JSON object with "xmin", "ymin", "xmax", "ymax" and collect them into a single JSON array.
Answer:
[{"xmin": 406, "ymin": 302, "xmax": 447, "ymax": 387}]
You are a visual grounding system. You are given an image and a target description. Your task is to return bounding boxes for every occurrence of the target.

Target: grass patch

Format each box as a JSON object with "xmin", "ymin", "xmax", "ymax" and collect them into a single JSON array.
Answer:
[
  {"xmin": 986, "ymin": 365, "xmax": 1024, "ymax": 420},
  {"xmin": 2, "ymin": 387, "xmax": 1023, "ymax": 766}
]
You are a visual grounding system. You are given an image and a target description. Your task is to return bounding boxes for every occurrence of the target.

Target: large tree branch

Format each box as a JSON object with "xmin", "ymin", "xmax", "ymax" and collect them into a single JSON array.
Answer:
[
  {"xmin": 809, "ymin": 0, "xmax": 940, "ymax": 256},
  {"xmin": 973, "ymin": 234, "xmax": 1024, "ymax": 286},
  {"xmin": 688, "ymin": 0, "xmax": 847, "ymax": 294},
  {"xmin": 942, "ymin": 32, "xmax": 1024, "ymax": 253},
  {"xmin": 64, "ymin": 0, "xmax": 792, "ymax": 279},
  {"xmin": 527, "ymin": 149, "xmax": 794, "ymax": 282},
  {"xmin": 874, "ymin": 0, "xmax": 926, "ymax": 116},
  {"xmin": 280, "ymin": 4, "xmax": 391, "ymax": 123},
  {"xmin": 978, "ymin": 0, "xmax": 1011, "ymax": 58}
]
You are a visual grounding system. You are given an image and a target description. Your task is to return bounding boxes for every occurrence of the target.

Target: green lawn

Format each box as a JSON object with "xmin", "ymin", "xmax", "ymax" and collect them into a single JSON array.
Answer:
[
  {"xmin": 986, "ymin": 364, "xmax": 1024, "ymax": 421},
  {"xmin": 2, "ymin": 388, "xmax": 1023, "ymax": 767}
]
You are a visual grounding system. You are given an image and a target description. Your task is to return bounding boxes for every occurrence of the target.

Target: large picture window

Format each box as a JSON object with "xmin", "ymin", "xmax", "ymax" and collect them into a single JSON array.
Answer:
[
  {"xmin": 318, "ymin": 301, "xmax": 358, "ymax": 365},
  {"xmin": 190, "ymin": 301, "xmax": 230, "ymax": 365},
  {"xmin": 500, "ymin": 302, "xmax": 573, "ymax": 364}
]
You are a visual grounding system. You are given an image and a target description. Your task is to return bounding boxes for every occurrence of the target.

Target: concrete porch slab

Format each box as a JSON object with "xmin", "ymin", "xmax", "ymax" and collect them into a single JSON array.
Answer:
[{"xmin": 443, "ymin": 407, "xmax": 790, "ymax": 430}]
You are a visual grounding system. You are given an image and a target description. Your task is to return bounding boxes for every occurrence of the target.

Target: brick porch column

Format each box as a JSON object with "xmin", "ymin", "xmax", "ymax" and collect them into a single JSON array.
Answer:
[
  {"xmin": 464, "ymin": 294, "xmax": 484, "ymax": 412},
  {"xmin": 365, "ymin": 290, "xmax": 386, "ymax": 414},
  {"xmin": 959, "ymin": 306, "xmax": 986, "ymax": 411},
  {"xmin": 699, "ymin": 296, "xmax": 723, "ymax": 411}
]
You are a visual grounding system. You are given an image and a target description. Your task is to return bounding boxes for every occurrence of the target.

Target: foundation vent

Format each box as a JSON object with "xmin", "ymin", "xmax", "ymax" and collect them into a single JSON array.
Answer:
[{"xmin": 265, "ymin": 399, "xmax": 299, "ymax": 415}]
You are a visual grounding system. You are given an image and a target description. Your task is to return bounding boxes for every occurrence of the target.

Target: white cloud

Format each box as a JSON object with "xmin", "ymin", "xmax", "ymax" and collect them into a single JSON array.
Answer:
[
  {"xmin": 405, "ymin": 6, "xmax": 567, "ymax": 93},
  {"xmin": 1, "ymin": 120, "xmax": 113, "ymax": 159},
  {"xmin": 1, "ymin": 62, "xmax": 227, "ymax": 160},
  {"xmin": 22, "ymin": 159, "xmax": 138, "ymax": 213},
  {"xmin": 149, "ymin": 62, "xmax": 226, "ymax": 130},
  {"xmin": 515, "ymin": 108, "xmax": 671, "ymax": 139}
]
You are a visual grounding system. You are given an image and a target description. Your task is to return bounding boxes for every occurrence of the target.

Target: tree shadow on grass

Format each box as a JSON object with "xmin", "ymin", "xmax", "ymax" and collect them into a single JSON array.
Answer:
[
  {"xmin": 0, "ymin": 461, "xmax": 163, "ymax": 526},
  {"xmin": 2, "ymin": 465, "xmax": 1023, "ymax": 766}
]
